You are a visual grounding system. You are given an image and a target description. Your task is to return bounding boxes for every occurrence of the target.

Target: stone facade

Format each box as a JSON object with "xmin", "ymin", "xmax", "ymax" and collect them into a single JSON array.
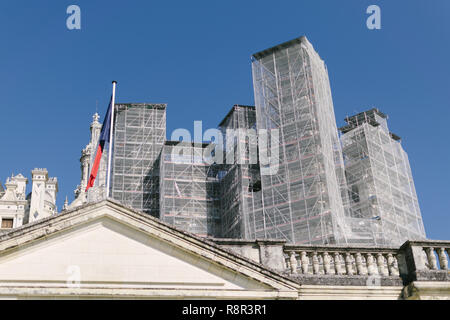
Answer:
[
  {"xmin": 69, "ymin": 113, "xmax": 108, "ymax": 209},
  {"xmin": 28, "ymin": 168, "xmax": 58, "ymax": 223},
  {"xmin": 0, "ymin": 174, "xmax": 28, "ymax": 229},
  {"xmin": 0, "ymin": 200, "xmax": 300, "ymax": 299},
  {"xmin": 0, "ymin": 199, "xmax": 447, "ymax": 300},
  {"xmin": 0, "ymin": 169, "xmax": 58, "ymax": 231}
]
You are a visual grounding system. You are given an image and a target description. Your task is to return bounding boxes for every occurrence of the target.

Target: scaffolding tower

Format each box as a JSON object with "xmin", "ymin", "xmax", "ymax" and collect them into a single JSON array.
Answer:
[
  {"xmin": 251, "ymin": 36, "xmax": 351, "ymax": 244},
  {"xmin": 91, "ymin": 38, "xmax": 425, "ymax": 247},
  {"xmin": 217, "ymin": 105, "xmax": 263, "ymax": 239},
  {"xmin": 340, "ymin": 108, "xmax": 426, "ymax": 246},
  {"xmin": 159, "ymin": 141, "xmax": 220, "ymax": 237},
  {"xmin": 111, "ymin": 103, "xmax": 166, "ymax": 216}
]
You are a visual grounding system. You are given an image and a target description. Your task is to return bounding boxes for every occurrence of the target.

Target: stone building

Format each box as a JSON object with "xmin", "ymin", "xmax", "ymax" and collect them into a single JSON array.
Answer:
[
  {"xmin": 0, "ymin": 34, "xmax": 445, "ymax": 300},
  {"xmin": 0, "ymin": 199, "xmax": 447, "ymax": 299},
  {"xmin": 0, "ymin": 174, "xmax": 28, "ymax": 230},
  {"xmin": 69, "ymin": 113, "xmax": 108, "ymax": 209},
  {"xmin": 0, "ymin": 169, "xmax": 58, "ymax": 231}
]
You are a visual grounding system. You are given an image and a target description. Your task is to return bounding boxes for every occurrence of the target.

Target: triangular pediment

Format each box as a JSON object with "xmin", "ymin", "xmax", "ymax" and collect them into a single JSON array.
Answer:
[{"xmin": 0, "ymin": 200, "xmax": 299, "ymax": 299}]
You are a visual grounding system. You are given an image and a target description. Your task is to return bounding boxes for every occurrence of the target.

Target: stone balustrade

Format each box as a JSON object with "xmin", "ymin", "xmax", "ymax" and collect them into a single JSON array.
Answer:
[
  {"xmin": 401, "ymin": 240, "xmax": 450, "ymax": 282},
  {"xmin": 213, "ymin": 238, "xmax": 450, "ymax": 289},
  {"xmin": 283, "ymin": 245, "xmax": 400, "ymax": 277},
  {"xmin": 281, "ymin": 240, "xmax": 450, "ymax": 288}
]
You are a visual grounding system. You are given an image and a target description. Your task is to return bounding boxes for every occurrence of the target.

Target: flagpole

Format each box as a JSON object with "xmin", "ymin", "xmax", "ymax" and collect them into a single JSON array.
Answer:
[{"xmin": 106, "ymin": 80, "xmax": 117, "ymax": 198}]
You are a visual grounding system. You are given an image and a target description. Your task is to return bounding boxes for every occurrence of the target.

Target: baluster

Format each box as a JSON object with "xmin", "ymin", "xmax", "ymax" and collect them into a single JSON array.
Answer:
[
  {"xmin": 366, "ymin": 253, "xmax": 377, "ymax": 275},
  {"xmin": 421, "ymin": 249, "xmax": 429, "ymax": 269},
  {"xmin": 377, "ymin": 253, "xmax": 388, "ymax": 276},
  {"xmin": 323, "ymin": 252, "xmax": 331, "ymax": 274},
  {"xmin": 301, "ymin": 251, "xmax": 309, "ymax": 274},
  {"xmin": 312, "ymin": 252, "xmax": 320, "ymax": 274},
  {"xmin": 283, "ymin": 255, "xmax": 288, "ymax": 270},
  {"xmin": 289, "ymin": 252, "xmax": 298, "ymax": 274},
  {"xmin": 393, "ymin": 256, "xmax": 400, "ymax": 276},
  {"xmin": 426, "ymin": 247, "xmax": 438, "ymax": 270},
  {"xmin": 345, "ymin": 252, "xmax": 354, "ymax": 275},
  {"xmin": 387, "ymin": 253, "xmax": 396, "ymax": 276},
  {"xmin": 334, "ymin": 252, "xmax": 343, "ymax": 275},
  {"xmin": 438, "ymin": 248, "xmax": 448, "ymax": 270},
  {"xmin": 355, "ymin": 252, "xmax": 365, "ymax": 275}
]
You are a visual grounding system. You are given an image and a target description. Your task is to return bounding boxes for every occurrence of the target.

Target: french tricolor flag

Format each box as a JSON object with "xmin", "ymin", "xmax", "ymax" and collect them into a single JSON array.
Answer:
[
  {"xmin": 85, "ymin": 96, "xmax": 112, "ymax": 192},
  {"xmin": 86, "ymin": 81, "xmax": 117, "ymax": 194}
]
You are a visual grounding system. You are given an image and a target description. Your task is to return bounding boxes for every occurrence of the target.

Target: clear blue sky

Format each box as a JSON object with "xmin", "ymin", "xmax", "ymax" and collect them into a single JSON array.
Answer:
[{"xmin": 0, "ymin": 0, "xmax": 448, "ymax": 240}]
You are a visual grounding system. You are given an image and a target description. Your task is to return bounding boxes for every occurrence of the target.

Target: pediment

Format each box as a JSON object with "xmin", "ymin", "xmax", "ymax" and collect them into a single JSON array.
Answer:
[{"xmin": 0, "ymin": 200, "xmax": 299, "ymax": 299}]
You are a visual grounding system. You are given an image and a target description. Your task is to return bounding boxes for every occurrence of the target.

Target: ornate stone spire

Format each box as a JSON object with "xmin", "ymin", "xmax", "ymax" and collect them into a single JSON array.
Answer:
[
  {"xmin": 63, "ymin": 196, "xmax": 69, "ymax": 211},
  {"xmin": 92, "ymin": 112, "xmax": 100, "ymax": 124},
  {"xmin": 90, "ymin": 112, "xmax": 102, "ymax": 147}
]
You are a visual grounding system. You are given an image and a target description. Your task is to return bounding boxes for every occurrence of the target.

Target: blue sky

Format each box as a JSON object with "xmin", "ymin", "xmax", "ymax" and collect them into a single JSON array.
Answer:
[{"xmin": 0, "ymin": 1, "xmax": 448, "ymax": 240}]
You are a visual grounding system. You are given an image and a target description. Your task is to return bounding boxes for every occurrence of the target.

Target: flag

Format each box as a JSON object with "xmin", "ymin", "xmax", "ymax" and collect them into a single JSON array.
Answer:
[{"xmin": 85, "ymin": 96, "xmax": 113, "ymax": 192}]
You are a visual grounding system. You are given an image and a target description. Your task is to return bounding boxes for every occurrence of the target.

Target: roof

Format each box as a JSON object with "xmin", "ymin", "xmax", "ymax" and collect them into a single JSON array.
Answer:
[
  {"xmin": 339, "ymin": 108, "xmax": 401, "ymax": 141},
  {"xmin": 218, "ymin": 104, "xmax": 256, "ymax": 127},
  {"xmin": 115, "ymin": 103, "xmax": 167, "ymax": 111},
  {"xmin": 252, "ymin": 35, "xmax": 308, "ymax": 60},
  {"xmin": 344, "ymin": 108, "xmax": 387, "ymax": 123}
]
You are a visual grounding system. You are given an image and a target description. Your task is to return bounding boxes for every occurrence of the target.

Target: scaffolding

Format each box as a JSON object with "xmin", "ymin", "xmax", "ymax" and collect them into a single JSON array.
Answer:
[
  {"xmin": 340, "ymin": 108, "xmax": 426, "ymax": 246},
  {"xmin": 159, "ymin": 141, "xmax": 220, "ymax": 236},
  {"xmin": 111, "ymin": 103, "xmax": 166, "ymax": 216},
  {"xmin": 217, "ymin": 105, "xmax": 262, "ymax": 239},
  {"xmin": 93, "ymin": 38, "xmax": 424, "ymax": 247},
  {"xmin": 251, "ymin": 36, "xmax": 350, "ymax": 244}
]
